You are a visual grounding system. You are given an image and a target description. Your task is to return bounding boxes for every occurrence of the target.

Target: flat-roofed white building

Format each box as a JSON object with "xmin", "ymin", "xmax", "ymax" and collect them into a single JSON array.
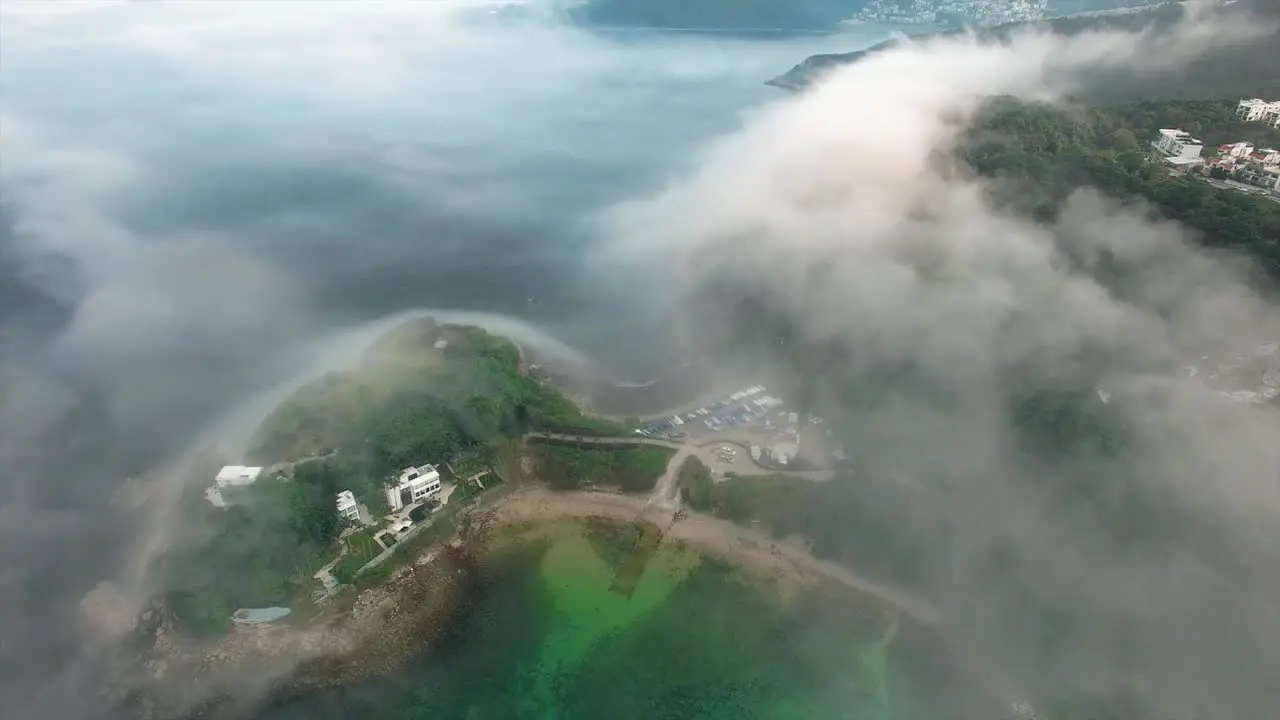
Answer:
[
  {"xmin": 336, "ymin": 490, "xmax": 361, "ymax": 523},
  {"xmin": 1151, "ymin": 129, "xmax": 1203, "ymax": 160},
  {"xmin": 216, "ymin": 465, "xmax": 263, "ymax": 486},
  {"xmin": 1236, "ymin": 98, "xmax": 1280, "ymax": 127},
  {"xmin": 205, "ymin": 465, "xmax": 264, "ymax": 507},
  {"xmin": 385, "ymin": 464, "xmax": 442, "ymax": 512}
]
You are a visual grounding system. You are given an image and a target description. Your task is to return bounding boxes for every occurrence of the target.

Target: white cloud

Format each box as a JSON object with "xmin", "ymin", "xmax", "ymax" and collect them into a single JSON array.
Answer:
[{"xmin": 595, "ymin": 13, "xmax": 1280, "ymax": 718}]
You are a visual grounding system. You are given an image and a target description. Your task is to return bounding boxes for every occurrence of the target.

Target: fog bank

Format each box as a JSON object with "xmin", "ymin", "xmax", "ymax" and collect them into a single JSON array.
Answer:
[
  {"xmin": 0, "ymin": 2, "xmax": 892, "ymax": 717},
  {"xmin": 597, "ymin": 8, "xmax": 1280, "ymax": 717}
]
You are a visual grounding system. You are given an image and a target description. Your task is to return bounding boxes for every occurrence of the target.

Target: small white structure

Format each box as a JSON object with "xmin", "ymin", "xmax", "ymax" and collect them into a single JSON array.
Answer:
[
  {"xmin": 204, "ymin": 486, "xmax": 229, "ymax": 507},
  {"xmin": 205, "ymin": 465, "xmax": 264, "ymax": 507},
  {"xmin": 771, "ymin": 442, "xmax": 799, "ymax": 466},
  {"xmin": 217, "ymin": 465, "xmax": 262, "ymax": 486},
  {"xmin": 1151, "ymin": 129, "xmax": 1203, "ymax": 160},
  {"xmin": 336, "ymin": 490, "xmax": 361, "ymax": 523},
  {"xmin": 385, "ymin": 464, "xmax": 442, "ymax": 512},
  {"xmin": 1236, "ymin": 98, "xmax": 1280, "ymax": 127},
  {"xmin": 750, "ymin": 445, "xmax": 762, "ymax": 462}
]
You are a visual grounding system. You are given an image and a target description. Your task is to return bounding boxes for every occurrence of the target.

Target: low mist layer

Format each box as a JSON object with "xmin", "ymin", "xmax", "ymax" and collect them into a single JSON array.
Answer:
[{"xmin": 2, "ymin": 0, "xmax": 1277, "ymax": 718}]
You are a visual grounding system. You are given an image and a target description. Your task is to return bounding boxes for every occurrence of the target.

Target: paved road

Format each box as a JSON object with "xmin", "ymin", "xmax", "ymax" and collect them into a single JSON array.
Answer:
[
  {"xmin": 1201, "ymin": 176, "xmax": 1280, "ymax": 204},
  {"xmin": 526, "ymin": 432, "xmax": 683, "ymax": 450},
  {"xmin": 528, "ymin": 432, "xmax": 833, "ymax": 480},
  {"xmin": 646, "ymin": 445, "xmax": 692, "ymax": 512},
  {"xmin": 526, "ymin": 430, "xmax": 837, "ymax": 519}
]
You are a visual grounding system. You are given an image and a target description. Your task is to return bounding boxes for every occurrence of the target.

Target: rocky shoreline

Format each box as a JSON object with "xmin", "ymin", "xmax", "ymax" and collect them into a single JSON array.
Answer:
[
  {"xmin": 104, "ymin": 545, "xmax": 473, "ymax": 720},
  {"xmin": 102, "ymin": 481, "xmax": 938, "ymax": 719}
]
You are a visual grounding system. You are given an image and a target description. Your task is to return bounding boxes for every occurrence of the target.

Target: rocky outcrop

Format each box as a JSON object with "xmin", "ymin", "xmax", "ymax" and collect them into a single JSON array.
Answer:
[
  {"xmin": 767, "ymin": 6, "xmax": 1182, "ymax": 90},
  {"xmin": 105, "ymin": 547, "xmax": 473, "ymax": 720}
]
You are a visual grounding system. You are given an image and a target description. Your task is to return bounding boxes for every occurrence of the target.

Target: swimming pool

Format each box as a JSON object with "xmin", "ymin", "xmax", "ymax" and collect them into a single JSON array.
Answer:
[{"xmin": 232, "ymin": 607, "xmax": 291, "ymax": 625}]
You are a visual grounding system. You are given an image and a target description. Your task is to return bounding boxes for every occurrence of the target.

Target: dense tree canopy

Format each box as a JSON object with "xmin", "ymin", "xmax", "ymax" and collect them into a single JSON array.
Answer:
[
  {"xmin": 160, "ymin": 460, "xmax": 348, "ymax": 636},
  {"xmin": 961, "ymin": 98, "xmax": 1280, "ymax": 279},
  {"xmin": 530, "ymin": 440, "xmax": 673, "ymax": 494},
  {"xmin": 157, "ymin": 320, "xmax": 622, "ymax": 635}
]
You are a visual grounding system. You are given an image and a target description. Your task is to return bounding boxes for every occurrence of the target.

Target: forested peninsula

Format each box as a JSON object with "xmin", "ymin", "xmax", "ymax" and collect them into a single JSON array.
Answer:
[
  {"xmin": 151, "ymin": 318, "xmax": 631, "ymax": 637},
  {"xmin": 768, "ymin": 0, "xmax": 1280, "ymax": 101}
]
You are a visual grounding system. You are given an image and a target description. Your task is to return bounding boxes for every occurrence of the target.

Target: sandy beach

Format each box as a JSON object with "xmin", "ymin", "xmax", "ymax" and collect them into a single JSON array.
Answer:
[{"xmin": 480, "ymin": 487, "xmax": 939, "ymax": 626}]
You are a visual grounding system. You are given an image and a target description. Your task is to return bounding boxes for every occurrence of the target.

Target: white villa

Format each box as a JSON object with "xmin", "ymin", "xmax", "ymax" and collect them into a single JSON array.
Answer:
[
  {"xmin": 336, "ymin": 490, "xmax": 361, "ymax": 523},
  {"xmin": 1151, "ymin": 128, "xmax": 1204, "ymax": 161},
  {"xmin": 204, "ymin": 465, "xmax": 263, "ymax": 507},
  {"xmin": 385, "ymin": 463, "xmax": 442, "ymax": 512}
]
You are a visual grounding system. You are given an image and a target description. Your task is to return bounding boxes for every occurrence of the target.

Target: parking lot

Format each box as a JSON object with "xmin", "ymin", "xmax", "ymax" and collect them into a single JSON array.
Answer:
[
  {"xmin": 633, "ymin": 384, "xmax": 838, "ymax": 481},
  {"xmin": 637, "ymin": 385, "xmax": 786, "ymax": 439}
]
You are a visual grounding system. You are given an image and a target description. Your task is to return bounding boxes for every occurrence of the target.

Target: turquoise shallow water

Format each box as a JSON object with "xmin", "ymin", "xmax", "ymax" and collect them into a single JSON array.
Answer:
[{"xmin": 257, "ymin": 520, "xmax": 985, "ymax": 720}]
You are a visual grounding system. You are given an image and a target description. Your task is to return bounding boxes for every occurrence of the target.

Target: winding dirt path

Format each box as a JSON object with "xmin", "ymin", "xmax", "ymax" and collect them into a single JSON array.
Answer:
[
  {"xmin": 646, "ymin": 446, "xmax": 691, "ymax": 512},
  {"xmin": 525, "ymin": 431, "xmax": 833, "ymax": 485}
]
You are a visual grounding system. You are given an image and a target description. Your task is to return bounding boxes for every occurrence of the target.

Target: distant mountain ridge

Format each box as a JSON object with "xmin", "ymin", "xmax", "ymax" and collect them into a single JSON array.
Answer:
[
  {"xmin": 568, "ymin": 0, "xmax": 868, "ymax": 32},
  {"xmin": 566, "ymin": 0, "xmax": 1168, "ymax": 32},
  {"xmin": 767, "ymin": 1, "xmax": 1280, "ymax": 102}
]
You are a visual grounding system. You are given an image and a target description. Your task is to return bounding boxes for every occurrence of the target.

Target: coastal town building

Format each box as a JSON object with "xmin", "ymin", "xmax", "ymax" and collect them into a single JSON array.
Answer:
[
  {"xmin": 1238, "ymin": 163, "xmax": 1280, "ymax": 191},
  {"xmin": 336, "ymin": 490, "xmax": 361, "ymax": 523},
  {"xmin": 1204, "ymin": 140, "xmax": 1280, "ymax": 193},
  {"xmin": 1236, "ymin": 98, "xmax": 1280, "ymax": 128},
  {"xmin": 1213, "ymin": 143, "xmax": 1279, "ymax": 165},
  {"xmin": 1151, "ymin": 128, "xmax": 1203, "ymax": 160},
  {"xmin": 1254, "ymin": 148, "xmax": 1280, "ymax": 164},
  {"xmin": 385, "ymin": 464, "xmax": 442, "ymax": 512},
  {"xmin": 848, "ymin": 0, "xmax": 1049, "ymax": 27},
  {"xmin": 1219, "ymin": 141, "xmax": 1255, "ymax": 159},
  {"xmin": 204, "ymin": 465, "xmax": 263, "ymax": 507}
]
